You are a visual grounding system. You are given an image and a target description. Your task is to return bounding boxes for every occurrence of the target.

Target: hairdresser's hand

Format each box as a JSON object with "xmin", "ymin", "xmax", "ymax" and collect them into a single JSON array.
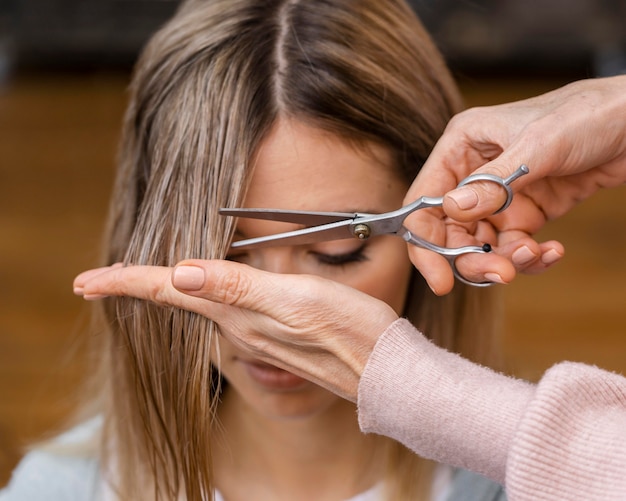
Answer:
[
  {"xmin": 407, "ymin": 75, "xmax": 626, "ymax": 295},
  {"xmin": 74, "ymin": 261, "xmax": 398, "ymax": 402}
]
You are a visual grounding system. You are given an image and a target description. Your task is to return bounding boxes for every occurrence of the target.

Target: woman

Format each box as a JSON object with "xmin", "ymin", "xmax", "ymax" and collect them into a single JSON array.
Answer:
[{"xmin": 2, "ymin": 0, "xmax": 505, "ymax": 499}]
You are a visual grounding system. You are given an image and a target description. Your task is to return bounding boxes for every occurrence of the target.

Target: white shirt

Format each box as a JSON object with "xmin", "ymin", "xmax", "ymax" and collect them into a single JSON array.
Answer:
[{"xmin": 0, "ymin": 418, "xmax": 456, "ymax": 501}]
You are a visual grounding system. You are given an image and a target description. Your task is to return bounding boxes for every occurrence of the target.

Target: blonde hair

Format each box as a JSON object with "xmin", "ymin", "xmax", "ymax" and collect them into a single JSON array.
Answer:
[{"xmin": 93, "ymin": 0, "xmax": 502, "ymax": 498}]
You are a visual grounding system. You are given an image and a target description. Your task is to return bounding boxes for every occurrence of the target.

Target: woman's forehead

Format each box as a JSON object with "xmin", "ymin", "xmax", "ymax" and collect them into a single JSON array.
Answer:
[{"xmin": 246, "ymin": 118, "xmax": 406, "ymax": 211}]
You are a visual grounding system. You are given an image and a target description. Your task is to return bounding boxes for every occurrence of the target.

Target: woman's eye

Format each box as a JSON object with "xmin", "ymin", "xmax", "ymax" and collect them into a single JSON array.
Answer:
[{"xmin": 310, "ymin": 246, "xmax": 369, "ymax": 267}]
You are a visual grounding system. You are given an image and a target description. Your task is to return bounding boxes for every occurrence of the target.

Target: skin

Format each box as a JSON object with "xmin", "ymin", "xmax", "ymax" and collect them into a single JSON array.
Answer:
[
  {"xmin": 78, "ymin": 118, "xmax": 412, "ymax": 500},
  {"xmin": 406, "ymin": 75, "xmax": 626, "ymax": 294}
]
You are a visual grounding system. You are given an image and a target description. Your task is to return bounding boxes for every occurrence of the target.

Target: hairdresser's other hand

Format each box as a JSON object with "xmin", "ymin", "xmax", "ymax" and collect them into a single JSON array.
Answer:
[
  {"xmin": 74, "ymin": 261, "xmax": 398, "ymax": 402},
  {"xmin": 406, "ymin": 75, "xmax": 626, "ymax": 295}
]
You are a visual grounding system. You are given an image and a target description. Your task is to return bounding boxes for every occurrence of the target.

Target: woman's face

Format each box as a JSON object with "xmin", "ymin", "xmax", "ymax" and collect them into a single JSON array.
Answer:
[{"xmin": 216, "ymin": 118, "xmax": 412, "ymax": 420}]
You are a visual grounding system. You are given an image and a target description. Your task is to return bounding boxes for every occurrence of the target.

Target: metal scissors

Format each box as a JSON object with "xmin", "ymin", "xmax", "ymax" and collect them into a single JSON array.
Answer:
[{"xmin": 220, "ymin": 164, "xmax": 529, "ymax": 287}]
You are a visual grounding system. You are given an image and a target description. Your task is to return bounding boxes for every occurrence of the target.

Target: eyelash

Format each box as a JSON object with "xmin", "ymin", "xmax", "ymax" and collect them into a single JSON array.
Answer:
[
  {"xmin": 225, "ymin": 246, "xmax": 369, "ymax": 267},
  {"xmin": 310, "ymin": 246, "xmax": 369, "ymax": 267}
]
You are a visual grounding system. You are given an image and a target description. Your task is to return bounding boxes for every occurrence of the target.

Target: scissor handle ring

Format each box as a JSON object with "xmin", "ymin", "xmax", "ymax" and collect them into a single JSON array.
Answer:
[
  {"xmin": 403, "ymin": 232, "xmax": 496, "ymax": 287},
  {"xmin": 456, "ymin": 164, "xmax": 529, "ymax": 215}
]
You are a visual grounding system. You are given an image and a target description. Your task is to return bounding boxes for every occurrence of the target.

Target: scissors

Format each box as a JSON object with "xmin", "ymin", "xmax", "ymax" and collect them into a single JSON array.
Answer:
[{"xmin": 220, "ymin": 164, "xmax": 529, "ymax": 287}]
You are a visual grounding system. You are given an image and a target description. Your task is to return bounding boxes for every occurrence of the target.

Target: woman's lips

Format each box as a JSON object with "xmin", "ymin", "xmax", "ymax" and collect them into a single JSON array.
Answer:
[{"xmin": 239, "ymin": 359, "xmax": 309, "ymax": 391}]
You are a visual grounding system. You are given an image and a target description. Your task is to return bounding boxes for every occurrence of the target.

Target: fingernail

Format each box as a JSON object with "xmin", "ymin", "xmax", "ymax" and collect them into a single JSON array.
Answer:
[
  {"xmin": 73, "ymin": 286, "xmax": 84, "ymax": 296},
  {"xmin": 512, "ymin": 245, "xmax": 537, "ymax": 266},
  {"xmin": 447, "ymin": 187, "xmax": 479, "ymax": 210},
  {"xmin": 541, "ymin": 249, "xmax": 563, "ymax": 266},
  {"xmin": 484, "ymin": 272, "xmax": 505, "ymax": 284},
  {"xmin": 172, "ymin": 265, "xmax": 205, "ymax": 290}
]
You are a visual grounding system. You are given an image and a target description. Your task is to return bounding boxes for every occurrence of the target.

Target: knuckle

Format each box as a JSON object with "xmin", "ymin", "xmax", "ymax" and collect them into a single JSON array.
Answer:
[
  {"xmin": 128, "ymin": 268, "xmax": 175, "ymax": 306},
  {"xmin": 448, "ymin": 107, "xmax": 483, "ymax": 128},
  {"xmin": 150, "ymin": 282, "xmax": 170, "ymax": 305},
  {"xmin": 214, "ymin": 270, "xmax": 248, "ymax": 306}
]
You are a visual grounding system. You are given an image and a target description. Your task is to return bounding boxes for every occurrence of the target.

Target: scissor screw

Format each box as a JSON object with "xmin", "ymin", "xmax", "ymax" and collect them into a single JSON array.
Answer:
[{"xmin": 353, "ymin": 224, "xmax": 371, "ymax": 240}]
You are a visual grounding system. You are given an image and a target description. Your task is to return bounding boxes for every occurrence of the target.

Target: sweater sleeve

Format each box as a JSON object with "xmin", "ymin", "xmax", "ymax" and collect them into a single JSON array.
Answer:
[
  {"xmin": 357, "ymin": 318, "xmax": 534, "ymax": 482},
  {"xmin": 357, "ymin": 318, "xmax": 626, "ymax": 500},
  {"xmin": 506, "ymin": 361, "xmax": 626, "ymax": 500}
]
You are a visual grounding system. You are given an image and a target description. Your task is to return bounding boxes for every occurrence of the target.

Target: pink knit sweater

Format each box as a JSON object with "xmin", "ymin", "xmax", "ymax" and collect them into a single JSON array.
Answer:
[{"xmin": 358, "ymin": 318, "xmax": 626, "ymax": 500}]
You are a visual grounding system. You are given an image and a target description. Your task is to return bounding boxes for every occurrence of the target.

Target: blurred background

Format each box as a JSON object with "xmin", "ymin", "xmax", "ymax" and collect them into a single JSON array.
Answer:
[{"xmin": 1, "ymin": 0, "xmax": 625, "ymax": 486}]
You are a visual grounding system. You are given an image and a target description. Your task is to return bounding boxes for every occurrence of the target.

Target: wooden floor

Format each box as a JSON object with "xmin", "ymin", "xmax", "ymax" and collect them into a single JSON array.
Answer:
[{"xmin": 1, "ymin": 72, "xmax": 625, "ymax": 486}]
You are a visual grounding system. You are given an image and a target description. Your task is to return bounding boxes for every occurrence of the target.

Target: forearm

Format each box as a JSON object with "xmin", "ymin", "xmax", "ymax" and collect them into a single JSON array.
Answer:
[
  {"xmin": 357, "ymin": 318, "xmax": 533, "ymax": 482},
  {"xmin": 358, "ymin": 319, "xmax": 626, "ymax": 500},
  {"xmin": 507, "ymin": 362, "xmax": 626, "ymax": 500}
]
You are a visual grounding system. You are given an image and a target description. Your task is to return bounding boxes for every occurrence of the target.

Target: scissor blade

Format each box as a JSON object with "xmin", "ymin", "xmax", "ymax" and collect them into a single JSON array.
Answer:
[
  {"xmin": 230, "ymin": 219, "xmax": 356, "ymax": 249},
  {"xmin": 220, "ymin": 208, "xmax": 356, "ymax": 226}
]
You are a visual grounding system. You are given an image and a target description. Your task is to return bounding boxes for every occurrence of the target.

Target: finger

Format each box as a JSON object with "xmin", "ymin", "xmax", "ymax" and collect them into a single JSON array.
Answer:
[
  {"xmin": 77, "ymin": 263, "xmax": 276, "ymax": 336},
  {"xmin": 489, "ymin": 223, "xmax": 563, "ymax": 273},
  {"xmin": 77, "ymin": 265, "xmax": 170, "ymax": 300},
  {"xmin": 73, "ymin": 263, "xmax": 124, "ymax": 295},
  {"xmin": 445, "ymin": 223, "xmax": 516, "ymax": 285},
  {"xmin": 172, "ymin": 260, "xmax": 284, "ymax": 313},
  {"xmin": 442, "ymin": 131, "xmax": 564, "ymax": 222},
  {"xmin": 76, "ymin": 264, "xmax": 282, "ymax": 361},
  {"xmin": 401, "ymin": 207, "xmax": 456, "ymax": 295},
  {"xmin": 517, "ymin": 240, "xmax": 565, "ymax": 275},
  {"xmin": 491, "ymin": 238, "xmax": 564, "ymax": 275},
  {"xmin": 453, "ymin": 253, "xmax": 515, "ymax": 286},
  {"xmin": 539, "ymin": 241, "xmax": 565, "ymax": 267},
  {"xmin": 407, "ymin": 245, "xmax": 455, "ymax": 296},
  {"xmin": 78, "ymin": 265, "xmax": 210, "ymax": 316},
  {"xmin": 172, "ymin": 259, "xmax": 308, "ymax": 314},
  {"xmin": 407, "ymin": 215, "xmax": 517, "ymax": 289},
  {"xmin": 443, "ymin": 161, "xmax": 522, "ymax": 221}
]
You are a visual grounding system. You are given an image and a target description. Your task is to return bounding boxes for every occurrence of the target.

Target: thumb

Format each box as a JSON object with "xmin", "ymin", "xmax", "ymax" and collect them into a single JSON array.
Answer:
[
  {"xmin": 172, "ymin": 259, "xmax": 278, "ymax": 313},
  {"xmin": 443, "ymin": 160, "xmax": 532, "ymax": 222}
]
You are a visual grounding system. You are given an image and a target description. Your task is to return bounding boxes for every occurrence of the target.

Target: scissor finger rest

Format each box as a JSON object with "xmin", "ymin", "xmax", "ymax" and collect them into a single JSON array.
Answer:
[{"xmin": 402, "ymin": 231, "xmax": 494, "ymax": 287}]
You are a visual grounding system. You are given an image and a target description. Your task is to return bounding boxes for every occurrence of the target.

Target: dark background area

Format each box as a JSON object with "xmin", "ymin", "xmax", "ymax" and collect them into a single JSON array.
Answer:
[
  {"xmin": 1, "ymin": 0, "xmax": 625, "ymax": 489},
  {"xmin": 1, "ymin": 0, "xmax": 625, "ymax": 78}
]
